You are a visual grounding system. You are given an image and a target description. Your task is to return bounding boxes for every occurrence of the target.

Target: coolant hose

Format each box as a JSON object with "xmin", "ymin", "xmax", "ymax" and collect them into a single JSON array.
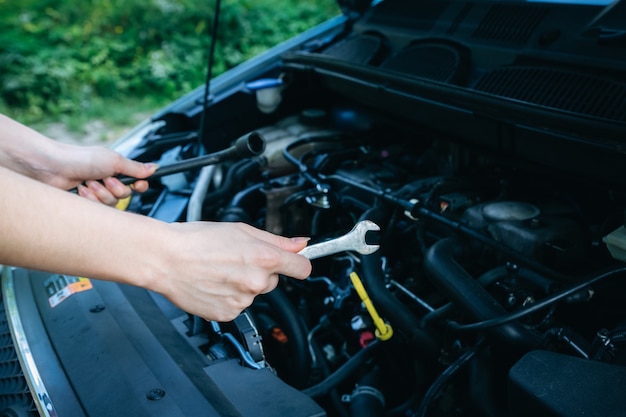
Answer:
[
  {"xmin": 358, "ymin": 209, "xmax": 437, "ymax": 360},
  {"xmin": 424, "ymin": 238, "xmax": 541, "ymax": 356}
]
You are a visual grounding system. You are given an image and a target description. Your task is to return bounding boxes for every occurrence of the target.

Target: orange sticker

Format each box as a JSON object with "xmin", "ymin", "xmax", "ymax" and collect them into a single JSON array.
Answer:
[{"xmin": 45, "ymin": 275, "xmax": 93, "ymax": 308}]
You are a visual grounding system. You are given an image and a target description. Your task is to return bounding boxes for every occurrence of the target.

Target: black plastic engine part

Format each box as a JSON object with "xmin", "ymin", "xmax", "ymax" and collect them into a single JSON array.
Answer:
[
  {"xmin": 462, "ymin": 201, "xmax": 584, "ymax": 269},
  {"xmin": 204, "ymin": 359, "xmax": 326, "ymax": 417},
  {"xmin": 424, "ymin": 237, "xmax": 541, "ymax": 357},
  {"xmin": 508, "ymin": 350, "xmax": 626, "ymax": 417}
]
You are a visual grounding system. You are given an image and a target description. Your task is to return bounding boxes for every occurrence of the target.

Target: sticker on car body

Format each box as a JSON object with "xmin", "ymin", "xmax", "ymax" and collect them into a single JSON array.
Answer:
[{"xmin": 44, "ymin": 274, "xmax": 92, "ymax": 308}]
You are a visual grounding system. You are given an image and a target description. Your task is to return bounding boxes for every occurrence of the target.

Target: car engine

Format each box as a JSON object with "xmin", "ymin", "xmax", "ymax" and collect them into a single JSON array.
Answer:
[
  {"xmin": 122, "ymin": 91, "xmax": 626, "ymax": 417},
  {"xmin": 94, "ymin": 0, "xmax": 626, "ymax": 413}
]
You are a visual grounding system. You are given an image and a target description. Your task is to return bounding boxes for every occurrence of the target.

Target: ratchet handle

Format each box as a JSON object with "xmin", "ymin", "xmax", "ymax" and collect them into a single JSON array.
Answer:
[{"xmin": 116, "ymin": 132, "xmax": 266, "ymax": 185}]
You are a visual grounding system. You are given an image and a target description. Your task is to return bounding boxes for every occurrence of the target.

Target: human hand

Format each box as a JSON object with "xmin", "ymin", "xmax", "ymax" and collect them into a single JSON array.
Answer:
[
  {"xmin": 150, "ymin": 222, "xmax": 312, "ymax": 322},
  {"xmin": 0, "ymin": 115, "xmax": 157, "ymax": 206},
  {"xmin": 51, "ymin": 144, "xmax": 157, "ymax": 206}
]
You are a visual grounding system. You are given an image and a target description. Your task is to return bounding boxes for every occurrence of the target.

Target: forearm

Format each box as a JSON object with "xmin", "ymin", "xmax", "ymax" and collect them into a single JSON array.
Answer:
[
  {"xmin": 0, "ymin": 165, "xmax": 168, "ymax": 288},
  {"xmin": 0, "ymin": 160, "xmax": 311, "ymax": 321},
  {"xmin": 0, "ymin": 114, "xmax": 156, "ymax": 203},
  {"xmin": 0, "ymin": 114, "xmax": 68, "ymax": 181}
]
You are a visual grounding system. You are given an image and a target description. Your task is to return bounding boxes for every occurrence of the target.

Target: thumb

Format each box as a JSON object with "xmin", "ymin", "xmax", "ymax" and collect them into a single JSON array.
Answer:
[
  {"xmin": 242, "ymin": 224, "xmax": 311, "ymax": 253},
  {"xmin": 118, "ymin": 160, "xmax": 158, "ymax": 180},
  {"xmin": 259, "ymin": 234, "xmax": 311, "ymax": 253},
  {"xmin": 285, "ymin": 236, "xmax": 312, "ymax": 253}
]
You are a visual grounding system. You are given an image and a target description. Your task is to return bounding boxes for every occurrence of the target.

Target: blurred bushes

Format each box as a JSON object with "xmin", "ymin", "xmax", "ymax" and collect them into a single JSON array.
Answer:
[{"xmin": 0, "ymin": 0, "xmax": 338, "ymax": 122}]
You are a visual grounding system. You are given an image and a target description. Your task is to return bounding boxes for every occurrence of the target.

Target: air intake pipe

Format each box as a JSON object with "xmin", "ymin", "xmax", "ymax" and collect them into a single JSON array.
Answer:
[{"xmin": 424, "ymin": 237, "xmax": 541, "ymax": 357}]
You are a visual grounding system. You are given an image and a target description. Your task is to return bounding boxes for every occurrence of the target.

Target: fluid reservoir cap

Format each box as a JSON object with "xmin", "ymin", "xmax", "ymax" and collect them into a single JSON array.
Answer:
[
  {"xmin": 482, "ymin": 201, "xmax": 540, "ymax": 222},
  {"xmin": 246, "ymin": 78, "xmax": 284, "ymax": 114}
]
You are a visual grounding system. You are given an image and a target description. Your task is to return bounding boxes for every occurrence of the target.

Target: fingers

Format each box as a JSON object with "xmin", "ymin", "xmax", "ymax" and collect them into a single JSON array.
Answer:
[
  {"xmin": 275, "ymin": 249, "xmax": 312, "ymax": 280},
  {"xmin": 78, "ymin": 181, "xmax": 119, "ymax": 206},
  {"xmin": 131, "ymin": 179, "xmax": 150, "ymax": 193},
  {"xmin": 113, "ymin": 157, "xmax": 158, "ymax": 180},
  {"xmin": 78, "ymin": 178, "xmax": 140, "ymax": 206},
  {"xmin": 234, "ymin": 223, "xmax": 312, "ymax": 279},
  {"xmin": 260, "ymin": 273, "xmax": 280, "ymax": 294},
  {"xmin": 237, "ymin": 222, "xmax": 311, "ymax": 253},
  {"xmin": 99, "ymin": 159, "xmax": 156, "ymax": 199},
  {"xmin": 151, "ymin": 221, "xmax": 314, "ymax": 322},
  {"xmin": 75, "ymin": 160, "xmax": 155, "ymax": 205}
]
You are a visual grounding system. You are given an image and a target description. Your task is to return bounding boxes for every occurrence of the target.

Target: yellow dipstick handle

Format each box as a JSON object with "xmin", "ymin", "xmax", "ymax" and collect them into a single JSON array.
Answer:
[{"xmin": 349, "ymin": 272, "xmax": 393, "ymax": 341}]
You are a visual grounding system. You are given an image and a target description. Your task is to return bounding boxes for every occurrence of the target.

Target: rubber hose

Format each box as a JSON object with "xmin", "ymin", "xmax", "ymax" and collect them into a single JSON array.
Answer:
[
  {"xmin": 478, "ymin": 265, "xmax": 553, "ymax": 294},
  {"xmin": 261, "ymin": 288, "xmax": 312, "ymax": 389},
  {"xmin": 421, "ymin": 266, "xmax": 552, "ymax": 329},
  {"xmin": 420, "ymin": 302, "xmax": 455, "ymax": 328},
  {"xmin": 303, "ymin": 341, "xmax": 383, "ymax": 398},
  {"xmin": 349, "ymin": 368, "xmax": 385, "ymax": 417},
  {"xmin": 187, "ymin": 164, "xmax": 217, "ymax": 221},
  {"xmin": 204, "ymin": 158, "xmax": 262, "ymax": 205},
  {"xmin": 358, "ymin": 209, "xmax": 437, "ymax": 360},
  {"xmin": 220, "ymin": 183, "xmax": 264, "ymax": 223},
  {"xmin": 311, "ymin": 341, "xmax": 350, "ymax": 417},
  {"xmin": 424, "ymin": 238, "xmax": 541, "ymax": 357},
  {"xmin": 468, "ymin": 351, "xmax": 507, "ymax": 417},
  {"xmin": 415, "ymin": 340, "xmax": 485, "ymax": 417}
]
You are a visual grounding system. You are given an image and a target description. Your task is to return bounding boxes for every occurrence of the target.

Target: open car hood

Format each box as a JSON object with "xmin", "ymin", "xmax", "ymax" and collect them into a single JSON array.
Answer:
[
  {"xmin": 2, "ymin": 0, "xmax": 626, "ymax": 416},
  {"xmin": 336, "ymin": 0, "xmax": 375, "ymax": 14}
]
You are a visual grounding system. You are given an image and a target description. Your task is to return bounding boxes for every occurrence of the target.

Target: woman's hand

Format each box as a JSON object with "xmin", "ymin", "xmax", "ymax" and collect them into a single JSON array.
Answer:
[
  {"xmin": 0, "ymin": 114, "xmax": 156, "ymax": 205},
  {"xmin": 149, "ymin": 222, "xmax": 312, "ymax": 322},
  {"xmin": 1, "ymin": 167, "xmax": 312, "ymax": 321},
  {"xmin": 60, "ymin": 145, "xmax": 158, "ymax": 206},
  {"xmin": 0, "ymin": 114, "xmax": 313, "ymax": 321}
]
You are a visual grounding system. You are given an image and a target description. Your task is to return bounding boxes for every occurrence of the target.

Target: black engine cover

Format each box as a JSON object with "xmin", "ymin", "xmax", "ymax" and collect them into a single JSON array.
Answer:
[{"xmin": 508, "ymin": 350, "xmax": 626, "ymax": 417}]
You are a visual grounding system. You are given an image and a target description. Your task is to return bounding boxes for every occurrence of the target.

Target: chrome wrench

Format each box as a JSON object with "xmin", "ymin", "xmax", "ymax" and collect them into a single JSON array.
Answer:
[{"xmin": 298, "ymin": 220, "xmax": 380, "ymax": 260}]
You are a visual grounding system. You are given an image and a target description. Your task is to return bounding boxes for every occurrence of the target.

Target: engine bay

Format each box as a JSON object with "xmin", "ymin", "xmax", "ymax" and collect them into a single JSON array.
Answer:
[
  {"xmin": 123, "ymin": 90, "xmax": 626, "ymax": 416},
  {"xmin": 91, "ymin": 0, "xmax": 626, "ymax": 414}
]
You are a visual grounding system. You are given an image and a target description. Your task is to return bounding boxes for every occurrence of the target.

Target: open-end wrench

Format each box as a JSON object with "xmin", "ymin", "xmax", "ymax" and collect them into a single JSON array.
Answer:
[{"xmin": 298, "ymin": 220, "xmax": 380, "ymax": 260}]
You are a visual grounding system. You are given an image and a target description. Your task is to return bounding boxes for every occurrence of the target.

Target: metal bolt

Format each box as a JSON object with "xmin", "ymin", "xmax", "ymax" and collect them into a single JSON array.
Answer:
[
  {"xmin": 89, "ymin": 305, "xmax": 106, "ymax": 313},
  {"xmin": 506, "ymin": 294, "xmax": 517, "ymax": 307},
  {"xmin": 597, "ymin": 328, "xmax": 611, "ymax": 346},
  {"xmin": 146, "ymin": 388, "xmax": 166, "ymax": 401},
  {"xmin": 505, "ymin": 262, "xmax": 519, "ymax": 273}
]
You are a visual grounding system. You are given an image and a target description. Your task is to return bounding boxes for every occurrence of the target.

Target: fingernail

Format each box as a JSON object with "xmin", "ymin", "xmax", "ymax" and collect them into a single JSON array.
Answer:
[
  {"xmin": 291, "ymin": 237, "xmax": 311, "ymax": 243},
  {"xmin": 146, "ymin": 163, "xmax": 159, "ymax": 171},
  {"xmin": 77, "ymin": 184, "xmax": 92, "ymax": 197},
  {"xmin": 89, "ymin": 179, "xmax": 105, "ymax": 190},
  {"xmin": 103, "ymin": 177, "xmax": 120, "ymax": 190}
]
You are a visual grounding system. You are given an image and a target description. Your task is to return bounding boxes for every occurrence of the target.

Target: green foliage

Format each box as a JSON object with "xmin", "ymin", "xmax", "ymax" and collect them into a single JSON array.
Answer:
[{"xmin": 0, "ymin": 0, "xmax": 338, "ymax": 124}]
